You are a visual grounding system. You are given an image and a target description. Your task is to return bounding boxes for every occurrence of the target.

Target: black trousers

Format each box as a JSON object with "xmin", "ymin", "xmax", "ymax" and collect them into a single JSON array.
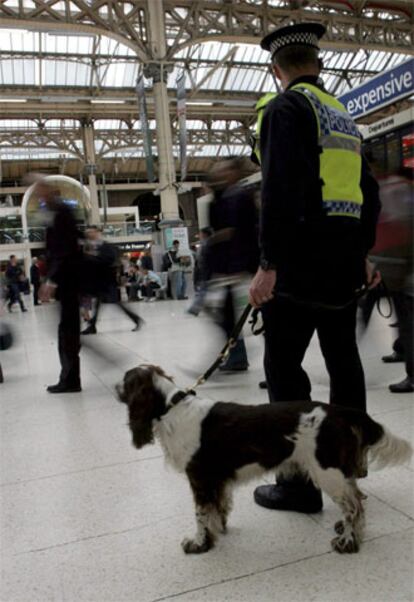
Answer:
[
  {"xmin": 262, "ymin": 296, "xmax": 366, "ymax": 412},
  {"xmin": 58, "ymin": 288, "xmax": 81, "ymax": 387},
  {"xmin": 33, "ymin": 283, "xmax": 40, "ymax": 305},
  {"xmin": 8, "ymin": 283, "xmax": 24, "ymax": 311},
  {"xmin": 89, "ymin": 296, "xmax": 140, "ymax": 328},
  {"xmin": 393, "ymin": 292, "xmax": 413, "ymax": 379}
]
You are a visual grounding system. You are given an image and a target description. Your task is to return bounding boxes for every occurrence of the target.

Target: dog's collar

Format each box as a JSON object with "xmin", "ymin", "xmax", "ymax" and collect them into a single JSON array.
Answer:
[
  {"xmin": 169, "ymin": 389, "xmax": 196, "ymax": 407},
  {"xmin": 156, "ymin": 389, "xmax": 196, "ymax": 420}
]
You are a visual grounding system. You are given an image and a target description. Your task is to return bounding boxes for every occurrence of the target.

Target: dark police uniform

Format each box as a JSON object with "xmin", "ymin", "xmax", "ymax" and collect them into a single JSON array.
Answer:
[
  {"xmin": 259, "ymin": 31, "xmax": 380, "ymax": 411},
  {"xmin": 260, "ymin": 74, "xmax": 380, "ymax": 410},
  {"xmin": 253, "ymin": 22, "xmax": 381, "ymax": 513}
]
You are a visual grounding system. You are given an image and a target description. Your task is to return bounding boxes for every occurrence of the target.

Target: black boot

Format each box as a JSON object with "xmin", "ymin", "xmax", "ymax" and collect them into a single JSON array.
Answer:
[
  {"xmin": 131, "ymin": 316, "xmax": 144, "ymax": 332},
  {"xmin": 382, "ymin": 352, "xmax": 404, "ymax": 363},
  {"xmin": 389, "ymin": 377, "xmax": 414, "ymax": 393},
  {"xmin": 47, "ymin": 382, "xmax": 82, "ymax": 393},
  {"xmin": 254, "ymin": 476, "xmax": 323, "ymax": 514}
]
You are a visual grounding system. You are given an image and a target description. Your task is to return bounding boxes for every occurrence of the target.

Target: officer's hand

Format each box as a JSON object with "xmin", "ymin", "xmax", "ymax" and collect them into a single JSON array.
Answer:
[
  {"xmin": 366, "ymin": 259, "xmax": 381, "ymax": 290},
  {"xmin": 249, "ymin": 268, "xmax": 276, "ymax": 308}
]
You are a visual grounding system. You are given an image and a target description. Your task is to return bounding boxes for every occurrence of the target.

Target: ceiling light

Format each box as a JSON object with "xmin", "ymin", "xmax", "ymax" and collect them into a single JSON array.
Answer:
[
  {"xmin": 2, "ymin": 99, "xmax": 27, "ymax": 103},
  {"xmin": 187, "ymin": 101, "xmax": 214, "ymax": 106}
]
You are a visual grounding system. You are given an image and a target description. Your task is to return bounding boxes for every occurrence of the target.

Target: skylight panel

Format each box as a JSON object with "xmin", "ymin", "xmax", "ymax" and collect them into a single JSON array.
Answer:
[
  {"xmin": 186, "ymin": 120, "xmax": 207, "ymax": 130},
  {"xmin": 205, "ymin": 68, "xmax": 226, "ymax": 90},
  {"xmin": 94, "ymin": 120, "xmax": 129, "ymax": 130},
  {"xmin": 44, "ymin": 119, "xmax": 79, "ymax": 128},
  {"xmin": 0, "ymin": 119, "xmax": 38, "ymax": 130},
  {"xmin": 0, "ymin": 30, "xmax": 37, "ymax": 52},
  {"xmin": 224, "ymin": 68, "xmax": 262, "ymax": 91}
]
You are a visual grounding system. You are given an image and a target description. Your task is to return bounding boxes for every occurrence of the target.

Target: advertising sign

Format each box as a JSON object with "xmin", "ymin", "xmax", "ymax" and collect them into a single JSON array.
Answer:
[
  {"xmin": 164, "ymin": 226, "xmax": 189, "ymax": 250},
  {"xmin": 360, "ymin": 107, "xmax": 414, "ymax": 140},
  {"xmin": 114, "ymin": 241, "xmax": 151, "ymax": 252},
  {"xmin": 339, "ymin": 58, "xmax": 414, "ymax": 119}
]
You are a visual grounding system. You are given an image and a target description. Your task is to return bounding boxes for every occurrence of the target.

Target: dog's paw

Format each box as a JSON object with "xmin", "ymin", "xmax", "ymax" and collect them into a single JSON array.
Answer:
[
  {"xmin": 334, "ymin": 520, "xmax": 345, "ymax": 535},
  {"xmin": 181, "ymin": 537, "xmax": 212, "ymax": 554},
  {"xmin": 331, "ymin": 533, "xmax": 359, "ymax": 554}
]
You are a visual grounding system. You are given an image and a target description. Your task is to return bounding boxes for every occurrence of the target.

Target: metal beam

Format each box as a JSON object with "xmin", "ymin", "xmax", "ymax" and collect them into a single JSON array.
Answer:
[
  {"xmin": 188, "ymin": 46, "xmax": 238, "ymax": 100},
  {"xmin": 1, "ymin": 1, "xmax": 412, "ymax": 58},
  {"xmin": 164, "ymin": 0, "xmax": 414, "ymax": 55}
]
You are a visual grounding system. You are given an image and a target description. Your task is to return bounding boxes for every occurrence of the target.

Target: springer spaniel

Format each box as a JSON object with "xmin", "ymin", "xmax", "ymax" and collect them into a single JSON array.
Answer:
[{"xmin": 117, "ymin": 365, "xmax": 412, "ymax": 555}]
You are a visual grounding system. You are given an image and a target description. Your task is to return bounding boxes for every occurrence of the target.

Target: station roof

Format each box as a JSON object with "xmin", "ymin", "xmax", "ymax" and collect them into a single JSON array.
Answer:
[{"xmin": 0, "ymin": 0, "xmax": 412, "ymax": 177}]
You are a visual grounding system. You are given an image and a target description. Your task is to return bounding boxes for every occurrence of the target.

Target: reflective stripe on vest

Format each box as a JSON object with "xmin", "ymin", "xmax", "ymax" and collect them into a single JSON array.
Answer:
[
  {"xmin": 254, "ymin": 92, "xmax": 277, "ymax": 164},
  {"xmin": 292, "ymin": 83, "xmax": 363, "ymax": 220}
]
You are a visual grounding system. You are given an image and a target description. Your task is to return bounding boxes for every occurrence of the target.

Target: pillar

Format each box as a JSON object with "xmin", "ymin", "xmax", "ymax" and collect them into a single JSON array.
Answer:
[
  {"xmin": 146, "ymin": 0, "xmax": 181, "ymax": 224},
  {"xmin": 82, "ymin": 123, "xmax": 100, "ymax": 225}
]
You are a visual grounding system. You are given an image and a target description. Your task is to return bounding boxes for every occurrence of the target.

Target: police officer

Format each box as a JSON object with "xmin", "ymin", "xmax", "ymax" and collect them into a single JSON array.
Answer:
[{"xmin": 249, "ymin": 23, "xmax": 381, "ymax": 513}]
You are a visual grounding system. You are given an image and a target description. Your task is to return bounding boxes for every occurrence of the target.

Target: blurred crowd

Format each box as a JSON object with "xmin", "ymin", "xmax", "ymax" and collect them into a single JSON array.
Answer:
[{"xmin": 0, "ymin": 163, "xmax": 413, "ymax": 396}]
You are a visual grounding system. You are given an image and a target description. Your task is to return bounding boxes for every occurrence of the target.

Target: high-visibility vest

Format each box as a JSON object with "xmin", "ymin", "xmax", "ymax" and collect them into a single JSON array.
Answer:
[
  {"xmin": 253, "ymin": 92, "xmax": 277, "ymax": 164},
  {"xmin": 291, "ymin": 82, "xmax": 363, "ymax": 219}
]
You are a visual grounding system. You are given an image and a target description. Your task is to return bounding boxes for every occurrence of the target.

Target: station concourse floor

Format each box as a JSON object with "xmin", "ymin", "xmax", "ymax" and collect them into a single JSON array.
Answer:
[{"xmin": 1, "ymin": 298, "xmax": 413, "ymax": 602}]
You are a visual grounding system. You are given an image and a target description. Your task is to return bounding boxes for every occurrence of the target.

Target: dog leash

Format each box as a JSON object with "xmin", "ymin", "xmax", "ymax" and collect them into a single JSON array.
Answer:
[
  {"xmin": 374, "ymin": 280, "xmax": 393, "ymax": 319},
  {"xmin": 186, "ymin": 303, "xmax": 253, "ymax": 393},
  {"xmin": 276, "ymin": 285, "xmax": 369, "ymax": 311},
  {"xmin": 183, "ymin": 281, "xmax": 387, "ymax": 395}
]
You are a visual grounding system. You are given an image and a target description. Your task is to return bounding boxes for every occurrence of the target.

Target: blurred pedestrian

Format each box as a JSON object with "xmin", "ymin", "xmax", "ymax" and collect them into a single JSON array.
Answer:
[
  {"xmin": 33, "ymin": 178, "xmax": 82, "ymax": 393},
  {"xmin": 81, "ymin": 227, "xmax": 143, "ymax": 335},
  {"xmin": 188, "ymin": 227, "xmax": 213, "ymax": 316},
  {"xmin": 205, "ymin": 157, "xmax": 259, "ymax": 371},
  {"xmin": 369, "ymin": 169, "xmax": 414, "ymax": 392},
  {"xmin": 6, "ymin": 255, "xmax": 27, "ymax": 313},
  {"xmin": 30, "ymin": 257, "xmax": 41, "ymax": 306}
]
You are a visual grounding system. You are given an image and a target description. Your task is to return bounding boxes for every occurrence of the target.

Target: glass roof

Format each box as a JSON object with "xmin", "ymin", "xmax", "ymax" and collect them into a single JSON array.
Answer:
[
  {"xmin": 0, "ymin": 30, "xmax": 410, "ymax": 96},
  {"xmin": 0, "ymin": 22, "xmax": 412, "ymax": 164}
]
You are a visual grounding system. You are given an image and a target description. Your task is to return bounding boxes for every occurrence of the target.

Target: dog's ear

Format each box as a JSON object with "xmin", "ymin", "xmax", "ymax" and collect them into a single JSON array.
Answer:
[
  {"xmin": 116, "ymin": 368, "xmax": 139, "ymax": 405},
  {"xmin": 119, "ymin": 367, "xmax": 166, "ymax": 449}
]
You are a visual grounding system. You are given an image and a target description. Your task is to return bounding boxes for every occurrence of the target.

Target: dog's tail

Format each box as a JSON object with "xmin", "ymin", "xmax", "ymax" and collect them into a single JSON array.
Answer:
[{"xmin": 367, "ymin": 424, "xmax": 412, "ymax": 470}]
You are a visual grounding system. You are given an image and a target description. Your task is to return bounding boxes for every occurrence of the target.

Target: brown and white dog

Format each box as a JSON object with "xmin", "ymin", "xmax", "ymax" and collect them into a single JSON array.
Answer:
[{"xmin": 116, "ymin": 364, "xmax": 412, "ymax": 555}]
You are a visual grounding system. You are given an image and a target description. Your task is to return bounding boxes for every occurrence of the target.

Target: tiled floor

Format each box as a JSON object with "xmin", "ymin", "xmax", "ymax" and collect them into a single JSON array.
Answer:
[{"xmin": 1, "ymin": 299, "xmax": 413, "ymax": 602}]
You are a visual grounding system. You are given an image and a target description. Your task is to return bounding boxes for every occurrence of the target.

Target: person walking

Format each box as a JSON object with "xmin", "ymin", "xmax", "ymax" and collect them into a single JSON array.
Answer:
[
  {"xmin": 188, "ymin": 227, "xmax": 213, "ymax": 316},
  {"xmin": 5, "ymin": 255, "xmax": 27, "ymax": 313},
  {"xmin": 81, "ymin": 227, "xmax": 143, "ymax": 335},
  {"xmin": 206, "ymin": 157, "xmax": 259, "ymax": 371},
  {"xmin": 35, "ymin": 179, "xmax": 82, "ymax": 393},
  {"xmin": 249, "ymin": 23, "xmax": 381, "ymax": 512},
  {"xmin": 369, "ymin": 169, "xmax": 414, "ymax": 392},
  {"xmin": 30, "ymin": 257, "xmax": 41, "ymax": 306}
]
